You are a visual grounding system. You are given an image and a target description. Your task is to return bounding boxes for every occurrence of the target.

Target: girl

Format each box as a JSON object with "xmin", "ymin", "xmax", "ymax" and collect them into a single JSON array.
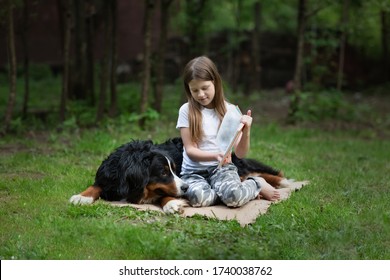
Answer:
[{"xmin": 176, "ymin": 56, "xmax": 280, "ymax": 207}]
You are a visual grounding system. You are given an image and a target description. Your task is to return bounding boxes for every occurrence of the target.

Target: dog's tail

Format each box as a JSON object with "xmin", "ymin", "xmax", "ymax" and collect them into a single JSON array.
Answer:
[{"xmin": 232, "ymin": 154, "xmax": 282, "ymax": 176}]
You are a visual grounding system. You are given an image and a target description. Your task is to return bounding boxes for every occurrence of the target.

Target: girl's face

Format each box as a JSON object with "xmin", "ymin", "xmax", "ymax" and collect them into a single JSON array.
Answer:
[{"xmin": 188, "ymin": 80, "xmax": 215, "ymax": 109}]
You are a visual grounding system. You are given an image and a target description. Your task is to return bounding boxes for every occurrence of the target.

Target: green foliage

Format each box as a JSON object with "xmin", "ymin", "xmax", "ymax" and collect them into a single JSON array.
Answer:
[
  {"xmin": 171, "ymin": 0, "xmax": 298, "ymax": 36},
  {"xmin": 348, "ymin": 0, "xmax": 385, "ymax": 57},
  {"xmin": 116, "ymin": 83, "xmax": 141, "ymax": 113},
  {"xmin": 28, "ymin": 64, "xmax": 54, "ymax": 81},
  {"xmin": 262, "ymin": 0, "xmax": 297, "ymax": 33},
  {"xmin": 0, "ymin": 74, "xmax": 167, "ymax": 133},
  {"xmin": 1, "ymin": 64, "xmax": 53, "ymax": 81},
  {"xmin": 293, "ymin": 90, "xmax": 356, "ymax": 122},
  {"xmin": 170, "ymin": 0, "xmax": 387, "ymax": 51}
]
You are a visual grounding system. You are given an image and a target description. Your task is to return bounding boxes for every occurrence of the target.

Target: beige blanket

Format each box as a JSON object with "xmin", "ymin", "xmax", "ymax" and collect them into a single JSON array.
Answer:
[{"xmin": 111, "ymin": 180, "xmax": 309, "ymax": 227}]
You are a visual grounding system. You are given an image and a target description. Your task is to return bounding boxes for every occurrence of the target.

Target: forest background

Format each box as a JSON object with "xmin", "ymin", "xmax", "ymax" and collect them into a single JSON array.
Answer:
[{"xmin": 1, "ymin": 0, "xmax": 389, "ymax": 131}]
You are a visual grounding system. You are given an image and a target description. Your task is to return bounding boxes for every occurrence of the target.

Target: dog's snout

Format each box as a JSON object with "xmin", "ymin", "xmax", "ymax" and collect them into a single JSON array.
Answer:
[{"xmin": 180, "ymin": 183, "xmax": 189, "ymax": 192}]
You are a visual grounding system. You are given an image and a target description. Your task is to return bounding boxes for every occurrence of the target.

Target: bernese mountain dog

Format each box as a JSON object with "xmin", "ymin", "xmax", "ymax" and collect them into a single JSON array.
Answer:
[{"xmin": 69, "ymin": 137, "xmax": 290, "ymax": 214}]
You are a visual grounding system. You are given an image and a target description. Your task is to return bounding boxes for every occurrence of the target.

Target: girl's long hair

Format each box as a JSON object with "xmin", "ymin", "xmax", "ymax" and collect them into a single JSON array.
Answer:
[{"xmin": 182, "ymin": 56, "xmax": 227, "ymax": 144}]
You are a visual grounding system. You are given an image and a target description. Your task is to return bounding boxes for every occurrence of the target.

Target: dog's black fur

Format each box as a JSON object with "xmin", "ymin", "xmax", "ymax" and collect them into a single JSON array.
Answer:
[
  {"xmin": 70, "ymin": 137, "xmax": 286, "ymax": 213},
  {"xmin": 232, "ymin": 155, "xmax": 280, "ymax": 176},
  {"xmin": 96, "ymin": 138, "xmax": 184, "ymax": 202}
]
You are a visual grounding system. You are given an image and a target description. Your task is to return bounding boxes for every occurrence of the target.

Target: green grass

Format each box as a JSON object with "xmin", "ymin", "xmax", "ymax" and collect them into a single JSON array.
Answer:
[
  {"xmin": 0, "ymin": 121, "xmax": 389, "ymax": 260},
  {"xmin": 1, "ymin": 76, "xmax": 389, "ymax": 259}
]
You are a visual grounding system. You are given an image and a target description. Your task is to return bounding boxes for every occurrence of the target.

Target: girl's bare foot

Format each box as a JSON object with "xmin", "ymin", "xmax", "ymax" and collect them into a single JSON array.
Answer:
[
  {"xmin": 253, "ymin": 177, "xmax": 281, "ymax": 201},
  {"xmin": 259, "ymin": 184, "xmax": 281, "ymax": 201}
]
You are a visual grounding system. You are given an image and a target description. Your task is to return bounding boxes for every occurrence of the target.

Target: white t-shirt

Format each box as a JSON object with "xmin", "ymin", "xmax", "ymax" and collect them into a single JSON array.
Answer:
[{"xmin": 176, "ymin": 102, "xmax": 236, "ymax": 174}]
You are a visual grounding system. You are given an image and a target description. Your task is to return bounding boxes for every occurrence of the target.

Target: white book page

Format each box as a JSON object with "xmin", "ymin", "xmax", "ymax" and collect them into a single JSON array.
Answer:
[{"xmin": 216, "ymin": 106, "xmax": 243, "ymax": 155}]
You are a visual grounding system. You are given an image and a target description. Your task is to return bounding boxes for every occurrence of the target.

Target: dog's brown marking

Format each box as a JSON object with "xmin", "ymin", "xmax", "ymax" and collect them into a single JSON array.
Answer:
[
  {"xmin": 240, "ymin": 172, "xmax": 283, "ymax": 188},
  {"xmin": 258, "ymin": 174, "xmax": 283, "ymax": 188},
  {"xmin": 80, "ymin": 186, "xmax": 103, "ymax": 202},
  {"xmin": 141, "ymin": 182, "xmax": 179, "ymax": 203}
]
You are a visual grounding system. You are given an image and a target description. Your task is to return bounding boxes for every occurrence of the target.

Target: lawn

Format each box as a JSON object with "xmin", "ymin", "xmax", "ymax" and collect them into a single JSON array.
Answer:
[
  {"xmin": 1, "ymin": 122, "xmax": 389, "ymax": 259},
  {"xmin": 0, "ymin": 78, "xmax": 389, "ymax": 260}
]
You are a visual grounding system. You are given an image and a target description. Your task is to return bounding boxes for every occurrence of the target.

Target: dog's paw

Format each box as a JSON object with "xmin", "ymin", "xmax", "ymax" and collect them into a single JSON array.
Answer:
[
  {"xmin": 69, "ymin": 194, "xmax": 94, "ymax": 205},
  {"xmin": 279, "ymin": 178, "xmax": 295, "ymax": 188},
  {"xmin": 163, "ymin": 199, "xmax": 189, "ymax": 214}
]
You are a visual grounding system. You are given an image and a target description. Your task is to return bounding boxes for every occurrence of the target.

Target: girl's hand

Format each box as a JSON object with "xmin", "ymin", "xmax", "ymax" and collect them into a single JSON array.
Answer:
[
  {"xmin": 241, "ymin": 110, "xmax": 252, "ymax": 127},
  {"xmin": 217, "ymin": 152, "xmax": 232, "ymax": 165},
  {"xmin": 241, "ymin": 110, "xmax": 252, "ymax": 130}
]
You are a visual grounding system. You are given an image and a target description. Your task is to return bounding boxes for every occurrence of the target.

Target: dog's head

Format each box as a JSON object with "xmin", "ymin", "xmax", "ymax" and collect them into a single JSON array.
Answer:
[{"xmin": 123, "ymin": 151, "xmax": 188, "ymax": 204}]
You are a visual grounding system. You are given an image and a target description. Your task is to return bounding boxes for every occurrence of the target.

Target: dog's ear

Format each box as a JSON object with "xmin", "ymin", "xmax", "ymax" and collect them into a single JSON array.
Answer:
[{"xmin": 121, "ymin": 152, "xmax": 153, "ymax": 203}]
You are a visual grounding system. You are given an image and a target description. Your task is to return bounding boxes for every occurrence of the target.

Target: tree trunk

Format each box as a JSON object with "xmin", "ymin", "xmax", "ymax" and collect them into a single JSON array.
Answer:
[
  {"xmin": 288, "ymin": 0, "xmax": 307, "ymax": 122},
  {"xmin": 4, "ymin": 0, "xmax": 17, "ymax": 133},
  {"xmin": 186, "ymin": 0, "xmax": 208, "ymax": 59},
  {"xmin": 57, "ymin": 0, "xmax": 65, "ymax": 48},
  {"xmin": 109, "ymin": 0, "xmax": 118, "ymax": 117},
  {"xmin": 153, "ymin": 0, "xmax": 173, "ymax": 113},
  {"xmin": 21, "ymin": 0, "xmax": 30, "ymax": 119},
  {"xmin": 251, "ymin": 0, "xmax": 262, "ymax": 92},
  {"xmin": 139, "ymin": 0, "xmax": 155, "ymax": 128},
  {"xmin": 337, "ymin": 0, "xmax": 349, "ymax": 91},
  {"xmin": 96, "ymin": 0, "xmax": 111, "ymax": 123},
  {"xmin": 381, "ymin": 10, "xmax": 390, "ymax": 82},
  {"xmin": 232, "ymin": 0, "xmax": 242, "ymax": 93},
  {"xmin": 59, "ymin": 0, "xmax": 72, "ymax": 123},
  {"xmin": 85, "ymin": 0, "xmax": 96, "ymax": 106},
  {"xmin": 293, "ymin": 0, "xmax": 306, "ymax": 92},
  {"xmin": 72, "ymin": 0, "xmax": 87, "ymax": 100}
]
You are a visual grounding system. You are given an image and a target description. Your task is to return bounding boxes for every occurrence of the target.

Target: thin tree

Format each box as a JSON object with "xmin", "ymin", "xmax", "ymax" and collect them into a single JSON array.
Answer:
[
  {"xmin": 96, "ymin": 0, "xmax": 111, "ymax": 123},
  {"xmin": 381, "ymin": 9, "xmax": 390, "ymax": 81},
  {"xmin": 72, "ymin": 0, "xmax": 87, "ymax": 100},
  {"xmin": 288, "ymin": 0, "xmax": 307, "ymax": 122},
  {"xmin": 139, "ymin": 0, "xmax": 155, "ymax": 128},
  {"xmin": 109, "ymin": 0, "xmax": 118, "ymax": 117},
  {"xmin": 59, "ymin": 0, "xmax": 72, "ymax": 123},
  {"xmin": 21, "ymin": 0, "xmax": 30, "ymax": 119},
  {"xmin": 85, "ymin": 0, "xmax": 96, "ymax": 106},
  {"xmin": 186, "ymin": 0, "xmax": 208, "ymax": 59},
  {"xmin": 251, "ymin": 0, "xmax": 262, "ymax": 92},
  {"xmin": 4, "ymin": 0, "xmax": 17, "ymax": 133},
  {"xmin": 232, "ymin": 0, "xmax": 243, "ymax": 93},
  {"xmin": 337, "ymin": 0, "xmax": 350, "ymax": 91},
  {"xmin": 153, "ymin": 0, "xmax": 173, "ymax": 113}
]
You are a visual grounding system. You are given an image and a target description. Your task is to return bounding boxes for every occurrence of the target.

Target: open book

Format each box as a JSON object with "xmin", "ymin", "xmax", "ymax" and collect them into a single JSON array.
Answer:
[{"xmin": 216, "ymin": 105, "xmax": 244, "ymax": 168}]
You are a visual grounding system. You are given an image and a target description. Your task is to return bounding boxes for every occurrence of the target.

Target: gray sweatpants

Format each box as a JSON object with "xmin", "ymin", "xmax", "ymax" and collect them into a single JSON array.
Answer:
[{"xmin": 181, "ymin": 164, "xmax": 261, "ymax": 207}]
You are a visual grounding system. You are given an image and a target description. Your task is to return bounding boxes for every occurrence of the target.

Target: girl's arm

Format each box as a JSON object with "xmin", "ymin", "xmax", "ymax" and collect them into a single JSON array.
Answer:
[
  {"xmin": 180, "ymin": 127, "xmax": 223, "ymax": 162},
  {"xmin": 234, "ymin": 110, "xmax": 252, "ymax": 159}
]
